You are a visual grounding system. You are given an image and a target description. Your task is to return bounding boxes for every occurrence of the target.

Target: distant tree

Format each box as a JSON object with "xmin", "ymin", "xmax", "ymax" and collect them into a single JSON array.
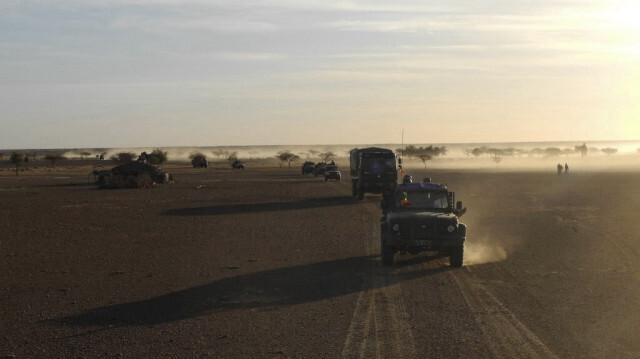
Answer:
[
  {"xmin": 404, "ymin": 145, "xmax": 417, "ymax": 160},
  {"xmin": 601, "ymin": 147, "xmax": 618, "ymax": 156},
  {"xmin": 560, "ymin": 148, "xmax": 574, "ymax": 157},
  {"xmin": 212, "ymin": 149, "xmax": 225, "ymax": 159},
  {"xmin": 463, "ymin": 148, "xmax": 473, "ymax": 158},
  {"xmin": 493, "ymin": 156, "xmax": 502, "ymax": 168},
  {"xmin": 575, "ymin": 143, "xmax": 588, "ymax": 157},
  {"xmin": 248, "ymin": 150, "xmax": 260, "ymax": 159},
  {"xmin": 0, "ymin": 153, "xmax": 4, "ymax": 161},
  {"xmin": 79, "ymin": 151, "xmax": 92, "ymax": 159},
  {"xmin": 297, "ymin": 152, "xmax": 308, "ymax": 159},
  {"xmin": 308, "ymin": 149, "xmax": 319, "ymax": 159},
  {"xmin": 227, "ymin": 151, "xmax": 239, "ymax": 162},
  {"xmin": 319, "ymin": 151, "xmax": 336, "ymax": 163},
  {"xmin": 10, "ymin": 152, "xmax": 24, "ymax": 176},
  {"xmin": 471, "ymin": 147, "xmax": 485, "ymax": 158},
  {"xmin": 529, "ymin": 148, "xmax": 545, "ymax": 157},
  {"xmin": 276, "ymin": 151, "xmax": 300, "ymax": 167},
  {"xmin": 44, "ymin": 154, "xmax": 67, "ymax": 169},
  {"xmin": 110, "ymin": 152, "xmax": 136, "ymax": 164},
  {"xmin": 416, "ymin": 153, "xmax": 432, "ymax": 169},
  {"xmin": 544, "ymin": 147, "xmax": 562, "ymax": 157},
  {"xmin": 147, "ymin": 148, "xmax": 168, "ymax": 164}
]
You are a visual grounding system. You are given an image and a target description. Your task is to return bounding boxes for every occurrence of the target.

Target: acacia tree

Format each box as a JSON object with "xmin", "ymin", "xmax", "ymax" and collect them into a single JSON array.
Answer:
[
  {"xmin": 416, "ymin": 153, "xmax": 432, "ymax": 169},
  {"xmin": 10, "ymin": 152, "xmax": 24, "ymax": 176},
  {"xmin": 319, "ymin": 151, "xmax": 336, "ymax": 163},
  {"xmin": 227, "ymin": 151, "xmax": 239, "ymax": 162},
  {"xmin": 276, "ymin": 151, "xmax": 300, "ymax": 167},
  {"xmin": 308, "ymin": 149, "xmax": 319, "ymax": 159},
  {"xmin": 44, "ymin": 154, "xmax": 67, "ymax": 169}
]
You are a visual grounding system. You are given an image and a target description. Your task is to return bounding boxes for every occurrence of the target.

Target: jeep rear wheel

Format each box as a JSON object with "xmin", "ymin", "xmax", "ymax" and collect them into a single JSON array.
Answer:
[
  {"xmin": 450, "ymin": 245, "xmax": 464, "ymax": 268},
  {"xmin": 382, "ymin": 245, "xmax": 395, "ymax": 266}
]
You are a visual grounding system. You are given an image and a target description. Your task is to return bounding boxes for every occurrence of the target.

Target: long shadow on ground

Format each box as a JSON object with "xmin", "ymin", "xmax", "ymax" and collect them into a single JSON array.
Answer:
[
  {"xmin": 162, "ymin": 195, "xmax": 358, "ymax": 216},
  {"xmin": 53, "ymin": 255, "xmax": 450, "ymax": 327}
]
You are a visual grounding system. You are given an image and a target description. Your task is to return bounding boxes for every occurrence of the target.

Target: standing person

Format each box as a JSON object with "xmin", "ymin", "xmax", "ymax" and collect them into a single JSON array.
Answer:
[
  {"xmin": 565, "ymin": 163, "xmax": 569, "ymax": 174},
  {"xmin": 557, "ymin": 163, "xmax": 563, "ymax": 175}
]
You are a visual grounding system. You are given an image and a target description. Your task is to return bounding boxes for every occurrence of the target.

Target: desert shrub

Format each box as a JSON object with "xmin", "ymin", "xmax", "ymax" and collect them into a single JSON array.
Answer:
[
  {"xmin": 110, "ymin": 152, "xmax": 136, "ymax": 164},
  {"xmin": 147, "ymin": 148, "xmax": 168, "ymax": 165}
]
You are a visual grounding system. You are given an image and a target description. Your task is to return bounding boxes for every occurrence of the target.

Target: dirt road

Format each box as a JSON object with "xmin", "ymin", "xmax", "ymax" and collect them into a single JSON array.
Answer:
[{"xmin": 2, "ymin": 164, "xmax": 640, "ymax": 358}]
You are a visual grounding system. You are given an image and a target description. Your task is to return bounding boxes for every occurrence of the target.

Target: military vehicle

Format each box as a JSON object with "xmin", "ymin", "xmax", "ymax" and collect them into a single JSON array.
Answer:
[
  {"xmin": 380, "ymin": 182, "xmax": 466, "ymax": 267},
  {"xmin": 324, "ymin": 165, "xmax": 341, "ymax": 181},
  {"xmin": 96, "ymin": 161, "xmax": 173, "ymax": 189},
  {"xmin": 191, "ymin": 154, "xmax": 208, "ymax": 168},
  {"xmin": 313, "ymin": 162, "xmax": 327, "ymax": 177},
  {"xmin": 301, "ymin": 161, "xmax": 315, "ymax": 175},
  {"xmin": 349, "ymin": 147, "xmax": 398, "ymax": 200},
  {"xmin": 231, "ymin": 160, "xmax": 245, "ymax": 169}
]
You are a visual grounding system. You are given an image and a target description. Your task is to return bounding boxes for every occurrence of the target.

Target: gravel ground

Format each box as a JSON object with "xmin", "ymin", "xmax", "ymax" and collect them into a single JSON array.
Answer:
[{"xmin": 2, "ymin": 160, "xmax": 640, "ymax": 358}]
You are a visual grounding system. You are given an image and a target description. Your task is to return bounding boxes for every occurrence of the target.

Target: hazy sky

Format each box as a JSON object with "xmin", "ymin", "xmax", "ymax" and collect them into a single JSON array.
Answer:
[{"xmin": 1, "ymin": 0, "xmax": 639, "ymax": 149}]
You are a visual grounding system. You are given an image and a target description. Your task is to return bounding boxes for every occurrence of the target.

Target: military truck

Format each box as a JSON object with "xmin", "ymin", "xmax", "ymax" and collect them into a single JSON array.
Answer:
[
  {"xmin": 380, "ymin": 182, "xmax": 466, "ymax": 267},
  {"xmin": 349, "ymin": 147, "xmax": 398, "ymax": 200}
]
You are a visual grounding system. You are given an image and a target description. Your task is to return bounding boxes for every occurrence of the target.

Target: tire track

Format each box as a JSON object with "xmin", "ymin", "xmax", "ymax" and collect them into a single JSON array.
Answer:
[
  {"xmin": 450, "ymin": 268, "xmax": 559, "ymax": 359},
  {"xmin": 341, "ymin": 199, "xmax": 417, "ymax": 359}
]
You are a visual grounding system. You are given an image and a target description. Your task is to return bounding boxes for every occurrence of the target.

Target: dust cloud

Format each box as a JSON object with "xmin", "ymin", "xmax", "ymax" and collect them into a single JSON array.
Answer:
[{"xmin": 464, "ymin": 239, "xmax": 508, "ymax": 265}]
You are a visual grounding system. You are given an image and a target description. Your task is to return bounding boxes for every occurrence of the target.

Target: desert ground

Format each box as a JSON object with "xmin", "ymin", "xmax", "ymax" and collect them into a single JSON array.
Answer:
[{"xmin": 2, "ymin": 157, "xmax": 640, "ymax": 358}]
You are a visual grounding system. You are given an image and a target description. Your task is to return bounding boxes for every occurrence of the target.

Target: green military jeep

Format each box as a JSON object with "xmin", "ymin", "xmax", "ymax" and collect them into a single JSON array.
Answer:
[{"xmin": 380, "ymin": 182, "xmax": 466, "ymax": 267}]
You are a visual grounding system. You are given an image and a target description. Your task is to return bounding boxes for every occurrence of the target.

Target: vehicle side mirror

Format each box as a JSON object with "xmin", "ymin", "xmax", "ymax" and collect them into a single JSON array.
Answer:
[
  {"xmin": 456, "ymin": 201, "xmax": 463, "ymax": 210},
  {"xmin": 398, "ymin": 158, "xmax": 402, "ymax": 165}
]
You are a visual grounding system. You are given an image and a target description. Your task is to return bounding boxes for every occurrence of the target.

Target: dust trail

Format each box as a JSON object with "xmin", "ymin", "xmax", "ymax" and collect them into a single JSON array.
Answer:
[{"xmin": 465, "ymin": 239, "xmax": 508, "ymax": 265}]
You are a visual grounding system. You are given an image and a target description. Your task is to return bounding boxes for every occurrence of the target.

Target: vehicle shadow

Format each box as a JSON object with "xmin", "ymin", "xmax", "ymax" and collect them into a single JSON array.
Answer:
[
  {"xmin": 162, "ymin": 196, "xmax": 358, "ymax": 216},
  {"xmin": 52, "ymin": 255, "xmax": 451, "ymax": 328}
]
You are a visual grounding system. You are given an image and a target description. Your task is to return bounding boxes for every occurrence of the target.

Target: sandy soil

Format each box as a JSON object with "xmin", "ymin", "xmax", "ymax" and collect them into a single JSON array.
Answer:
[{"xmin": 1, "ymin": 159, "xmax": 640, "ymax": 358}]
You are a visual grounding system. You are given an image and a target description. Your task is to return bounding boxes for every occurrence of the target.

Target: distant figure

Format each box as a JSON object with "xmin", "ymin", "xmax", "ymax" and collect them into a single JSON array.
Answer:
[
  {"xmin": 330, "ymin": 160, "xmax": 335, "ymax": 165},
  {"xmin": 402, "ymin": 174, "xmax": 413, "ymax": 184},
  {"xmin": 565, "ymin": 163, "xmax": 569, "ymax": 174},
  {"xmin": 557, "ymin": 163, "xmax": 563, "ymax": 175}
]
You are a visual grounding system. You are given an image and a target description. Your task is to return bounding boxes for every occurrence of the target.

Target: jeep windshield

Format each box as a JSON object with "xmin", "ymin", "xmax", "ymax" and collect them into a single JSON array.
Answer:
[
  {"xmin": 361, "ymin": 156, "xmax": 395, "ymax": 175},
  {"xmin": 394, "ymin": 190, "xmax": 449, "ymax": 210}
]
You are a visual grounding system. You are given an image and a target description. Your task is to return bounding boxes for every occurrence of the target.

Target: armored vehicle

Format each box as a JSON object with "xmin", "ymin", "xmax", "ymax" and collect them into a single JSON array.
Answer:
[
  {"xmin": 349, "ymin": 147, "xmax": 398, "ymax": 200},
  {"xmin": 324, "ymin": 165, "xmax": 341, "ymax": 181},
  {"xmin": 380, "ymin": 182, "xmax": 466, "ymax": 267},
  {"xmin": 96, "ymin": 161, "xmax": 172, "ymax": 189}
]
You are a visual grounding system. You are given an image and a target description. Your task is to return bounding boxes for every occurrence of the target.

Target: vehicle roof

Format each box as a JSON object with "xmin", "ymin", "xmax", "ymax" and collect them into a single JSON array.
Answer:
[{"xmin": 397, "ymin": 182, "xmax": 447, "ymax": 191}]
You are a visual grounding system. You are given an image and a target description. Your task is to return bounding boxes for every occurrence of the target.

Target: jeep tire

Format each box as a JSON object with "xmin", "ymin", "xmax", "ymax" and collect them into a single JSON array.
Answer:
[
  {"xmin": 382, "ymin": 245, "xmax": 395, "ymax": 266},
  {"xmin": 450, "ymin": 245, "xmax": 464, "ymax": 268}
]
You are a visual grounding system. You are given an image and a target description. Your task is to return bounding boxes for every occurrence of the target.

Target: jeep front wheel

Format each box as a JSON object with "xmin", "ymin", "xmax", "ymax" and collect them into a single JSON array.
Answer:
[
  {"xmin": 449, "ymin": 245, "xmax": 464, "ymax": 268},
  {"xmin": 382, "ymin": 245, "xmax": 395, "ymax": 266}
]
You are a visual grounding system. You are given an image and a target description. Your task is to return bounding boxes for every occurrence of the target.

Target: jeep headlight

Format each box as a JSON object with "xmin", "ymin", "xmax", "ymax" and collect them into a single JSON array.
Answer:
[
  {"xmin": 446, "ymin": 224, "xmax": 457, "ymax": 233},
  {"xmin": 392, "ymin": 224, "xmax": 400, "ymax": 232}
]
